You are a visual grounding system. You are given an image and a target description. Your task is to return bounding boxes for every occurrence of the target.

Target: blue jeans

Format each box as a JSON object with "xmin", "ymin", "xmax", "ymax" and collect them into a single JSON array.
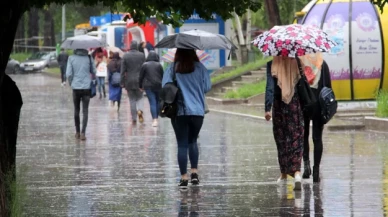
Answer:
[
  {"xmin": 171, "ymin": 116, "xmax": 204, "ymax": 175},
  {"xmin": 97, "ymin": 77, "xmax": 106, "ymax": 94},
  {"xmin": 145, "ymin": 89, "xmax": 160, "ymax": 119}
]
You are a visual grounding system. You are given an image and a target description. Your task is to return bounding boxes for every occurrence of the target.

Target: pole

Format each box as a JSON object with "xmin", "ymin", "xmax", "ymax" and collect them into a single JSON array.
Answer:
[{"xmin": 62, "ymin": 4, "xmax": 66, "ymax": 41}]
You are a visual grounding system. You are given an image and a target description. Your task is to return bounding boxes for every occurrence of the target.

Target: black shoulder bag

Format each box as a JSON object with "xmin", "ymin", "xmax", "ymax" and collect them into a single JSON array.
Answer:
[
  {"xmin": 296, "ymin": 57, "xmax": 317, "ymax": 118},
  {"xmin": 159, "ymin": 64, "xmax": 179, "ymax": 118}
]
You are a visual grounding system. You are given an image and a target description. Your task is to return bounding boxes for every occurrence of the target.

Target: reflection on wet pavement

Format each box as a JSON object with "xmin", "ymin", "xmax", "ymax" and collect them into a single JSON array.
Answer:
[{"xmin": 11, "ymin": 74, "xmax": 388, "ymax": 216}]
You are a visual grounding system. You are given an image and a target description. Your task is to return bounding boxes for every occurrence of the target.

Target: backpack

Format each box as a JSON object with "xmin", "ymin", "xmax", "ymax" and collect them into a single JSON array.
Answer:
[
  {"xmin": 319, "ymin": 67, "xmax": 337, "ymax": 124},
  {"xmin": 111, "ymin": 72, "xmax": 121, "ymax": 87}
]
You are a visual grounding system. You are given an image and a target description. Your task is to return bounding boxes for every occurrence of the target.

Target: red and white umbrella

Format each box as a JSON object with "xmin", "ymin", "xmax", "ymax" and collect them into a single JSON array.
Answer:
[{"xmin": 252, "ymin": 24, "xmax": 337, "ymax": 57}]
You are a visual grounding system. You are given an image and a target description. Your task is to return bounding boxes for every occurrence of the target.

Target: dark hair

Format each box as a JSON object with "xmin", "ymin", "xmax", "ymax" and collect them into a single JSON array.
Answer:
[{"xmin": 174, "ymin": 49, "xmax": 199, "ymax": 73}]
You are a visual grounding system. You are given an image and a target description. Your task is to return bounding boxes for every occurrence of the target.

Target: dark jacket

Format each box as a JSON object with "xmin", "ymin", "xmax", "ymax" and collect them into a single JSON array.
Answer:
[
  {"xmin": 57, "ymin": 51, "xmax": 69, "ymax": 67},
  {"xmin": 139, "ymin": 51, "xmax": 163, "ymax": 90},
  {"xmin": 265, "ymin": 60, "xmax": 332, "ymax": 112},
  {"xmin": 107, "ymin": 52, "xmax": 121, "ymax": 78},
  {"xmin": 121, "ymin": 41, "xmax": 146, "ymax": 90}
]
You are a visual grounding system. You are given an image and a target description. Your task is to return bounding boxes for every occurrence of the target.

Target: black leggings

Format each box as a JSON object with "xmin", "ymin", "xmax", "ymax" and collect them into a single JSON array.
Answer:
[{"xmin": 303, "ymin": 113, "xmax": 324, "ymax": 167}]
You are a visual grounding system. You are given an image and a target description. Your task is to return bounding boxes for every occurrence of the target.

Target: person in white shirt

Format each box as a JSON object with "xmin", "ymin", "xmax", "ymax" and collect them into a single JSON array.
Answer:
[{"xmin": 95, "ymin": 54, "xmax": 108, "ymax": 99}]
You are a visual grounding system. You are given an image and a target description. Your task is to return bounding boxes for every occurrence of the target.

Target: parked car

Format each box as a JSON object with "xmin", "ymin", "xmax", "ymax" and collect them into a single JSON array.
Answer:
[
  {"xmin": 20, "ymin": 51, "xmax": 58, "ymax": 72},
  {"xmin": 5, "ymin": 58, "xmax": 21, "ymax": 74}
]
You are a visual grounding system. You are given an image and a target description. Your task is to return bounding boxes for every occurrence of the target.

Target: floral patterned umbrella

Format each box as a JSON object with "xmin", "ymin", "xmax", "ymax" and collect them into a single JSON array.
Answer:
[
  {"xmin": 252, "ymin": 24, "xmax": 337, "ymax": 57},
  {"xmin": 161, "ymin": 48, "xmax": 212, "ymax": 63}
]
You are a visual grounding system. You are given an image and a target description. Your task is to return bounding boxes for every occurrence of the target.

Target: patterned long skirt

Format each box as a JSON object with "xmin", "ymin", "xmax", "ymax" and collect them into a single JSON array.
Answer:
[{"xmin": 272, "ymin": 93, "xmax": 304, "ymax": 176}]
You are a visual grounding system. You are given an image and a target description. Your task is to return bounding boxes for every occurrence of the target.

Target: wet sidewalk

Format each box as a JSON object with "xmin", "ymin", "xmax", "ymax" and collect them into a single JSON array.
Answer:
[{"xmin": 12, "ymin": 74, "xmax": 388, "ymax": 216}]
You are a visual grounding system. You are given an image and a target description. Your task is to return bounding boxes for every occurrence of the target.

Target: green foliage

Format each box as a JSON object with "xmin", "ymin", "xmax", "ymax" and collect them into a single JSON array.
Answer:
[
  {"xmin": 224, "ymin": 80, "xmax": 266, "ymax": 99},
  {"xmin": 10, "ymin": 53, "xmax": 31, "ymax": 62},
  {"xmin": 6, "ymin": 166, "xmax": 28, "ymax": 217},
  {"xmin": 371, "ymin": 0, "xmax": 388, "ymax": 10},
  {"xmin": 251, "ymin": 0, "xmax": 310, "ymax": 29},
  {"xmin": 45, "ymin": 67, "xmax": 60, "ymax": 74},
  {"xmin": 26, "ymin": 0, "xmax": 262, "ymax": 27},
  {"xmin": 376, "ymin": 90, "xmax": 388, "ymax": 118},
  {"xmin": 211, "ymin": 58, "xmax": 269, "ymax": 83}
]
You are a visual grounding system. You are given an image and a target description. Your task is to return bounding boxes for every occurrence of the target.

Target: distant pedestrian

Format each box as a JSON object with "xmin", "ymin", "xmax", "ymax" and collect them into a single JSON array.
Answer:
[
  {"xmin": 146, "ymin": 41, "xmax": 155, "ymax": 51},
  {"xmin": 121, "ymin": 41, "xmax": 146, "ymax": 124},
  {"xmin": 162, "ymin": 48, "xmax": 211, "ymax": 189},
  {"xmin": 265, "ymin": 56, "xmax": 304, "ymax": 191},
  {"xmin": 139, "ymin": 51, "xmax": 163, "ymax": 127},
  {"xmin": 107, "ymin": 52, "xmax": 123, "ymax": 110},
  {"xmin": 57, "ymin": 49, "xmax": 69, "ymax": 86},
  {"xmin": 66, "ymin": 49, "xmax": 96, "ymax": 140},
  {"xmin": 299, "ymin": 53, "xmax": 332, "ymax": 183},
  {"xmin": 95, "ymin": 53, "xmax": 107, "ymax": 99}
]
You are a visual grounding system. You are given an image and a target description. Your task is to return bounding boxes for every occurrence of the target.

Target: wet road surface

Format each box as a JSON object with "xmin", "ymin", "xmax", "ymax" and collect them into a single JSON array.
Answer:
[{"xmin": 11, "ymin": 74, "xmax": 388, "ymax": 216}]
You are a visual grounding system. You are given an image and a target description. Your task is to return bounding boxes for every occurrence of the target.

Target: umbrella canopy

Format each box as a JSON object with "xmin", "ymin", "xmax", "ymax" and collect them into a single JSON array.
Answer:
[
  {"xmin": 155, "ymin": 29, "xmax": 237, "ymax": 50},
  {"xmin": 161, "ymin": 48, "xmax": 212, "ymax": 63},
  {"xmin": 61, "ymin": 35, "xmax": 106, "ymax": 50},
  {"xmin": 252, "ymin": 24, "xmax": 337, "ymax": 57},
  {"xmin": 106, "ymin": 46, "xmax": 125, "ymax": 58}
]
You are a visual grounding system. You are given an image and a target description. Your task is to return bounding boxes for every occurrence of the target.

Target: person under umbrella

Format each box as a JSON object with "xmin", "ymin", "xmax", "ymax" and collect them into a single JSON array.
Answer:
[
  {"xmin": 162, "ymin": 49, "xmax": 211, "ymax": 189},
  {"xmin": 256, "ymin": 24, "xmax": 336, "ymax": 190},
  {"xmin": 66, "ymin": 49, "xmax": 96, "ymax": 141}
]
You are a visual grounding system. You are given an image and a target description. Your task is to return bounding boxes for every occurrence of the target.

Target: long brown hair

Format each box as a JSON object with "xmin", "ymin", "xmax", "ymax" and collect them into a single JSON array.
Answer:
[{"xmin": 174, "ymin": 48, "xmax": 199, "ymax": 73}]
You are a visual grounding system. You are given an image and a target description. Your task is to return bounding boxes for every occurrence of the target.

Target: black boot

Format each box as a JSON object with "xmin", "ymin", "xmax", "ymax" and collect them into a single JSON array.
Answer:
[
  {"xmin": 303, "ymin": 160, "xmax": 311, "ymax": 179},
  {"xmin": 313, "ymin": 166, "xmax": 320, "ymax": 183}
]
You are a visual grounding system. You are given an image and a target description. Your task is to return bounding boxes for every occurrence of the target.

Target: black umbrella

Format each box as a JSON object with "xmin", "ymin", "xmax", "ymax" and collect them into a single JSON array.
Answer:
[{"xmin": 155, "ymin": 29, "xmax": 237, "ymax": 50}]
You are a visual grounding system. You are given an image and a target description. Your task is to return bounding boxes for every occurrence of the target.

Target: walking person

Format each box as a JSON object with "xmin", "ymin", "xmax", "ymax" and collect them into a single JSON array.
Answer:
[
  {"xmin": 162, "ymin": 49, "xmax": 211, "ymax": 189},
  {"xmin": 139, "ymin": 51, "xmax": 164, "ymax": 127},
  {"xmin": 95, "ymin": 53, "xmax": 107, "ymax": 99},
  {"xmin": 66, "ymin": 49, "xmax": 96, "ymax": 140},
  {"xmin": 57, "ymin": 49, "xmax": 69, "ymax": 86},
  {"xmin": 107, "ymin": 52, "xmax": 123, "ymax": 111},
  {"xmin": 264, "ymin": 56, "xmax": 304, "ymax": 190},
  {"xmin": 121, "ymin": 41, "xmax": 146, "ymax": 124},
  {"xmin": 299, "ymin": 53, "xmax": 332, "ymax": 183}
]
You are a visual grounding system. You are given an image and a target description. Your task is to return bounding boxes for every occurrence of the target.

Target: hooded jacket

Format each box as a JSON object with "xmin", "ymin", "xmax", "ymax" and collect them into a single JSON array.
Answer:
[
  {"xmin": 139, "ymin": 51, "xmax": 164, "ymax": 90},
  {"xmin": 66, "ymin": 49, "xmax": 96, "ymax": 90},
  {"xmin": 121, "ymin": 41, "xmax": 146, "ymax": 90},
  {"xmin": 107, "ymin": 52, "xmax": 121, "ymax": 77}
]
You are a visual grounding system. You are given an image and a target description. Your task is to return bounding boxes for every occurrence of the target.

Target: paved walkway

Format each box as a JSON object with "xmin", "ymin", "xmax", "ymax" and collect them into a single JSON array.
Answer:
[{"xmin": 12, "ymin": 74, "xmax": 388, "ymax": 216}]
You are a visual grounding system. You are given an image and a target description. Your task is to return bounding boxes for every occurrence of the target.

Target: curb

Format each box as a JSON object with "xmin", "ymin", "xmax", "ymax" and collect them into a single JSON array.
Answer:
[{"xmin": 210, "ymin": 109, "xmax": 366, "ymax": 131}]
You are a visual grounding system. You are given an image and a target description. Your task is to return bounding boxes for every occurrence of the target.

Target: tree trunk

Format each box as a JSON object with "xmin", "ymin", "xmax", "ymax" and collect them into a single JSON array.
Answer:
[
  {"xmin": 28, "ymin": 8, "xmax": 39, "ymax": 53},
  {"xmin": 233, "ymin": 12, "xmax": 248, "ymax": 64},
  {"xmin": 15, "ymin": 14, "xmax": 25, "ymax": 53},
  {"xmin": 43, "ymin": 9, "xmax": 55, "ymax": 47},
  {"xmin": 0, "ymin": 2, "xmax": 26, "ymax": 216},
  {"xmin": 246, "ymin": 10, "xmax": 252, "ymax": 51},
  {"xmin": 264, "ymin": 0, "xmax": 282, "ymax": 28}
]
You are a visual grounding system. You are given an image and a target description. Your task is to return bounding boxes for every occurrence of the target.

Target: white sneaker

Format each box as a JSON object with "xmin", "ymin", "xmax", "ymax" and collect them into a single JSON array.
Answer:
[
  {"xmin": 294, "ymin": 174, "xmax": 302, "ymax": 191},
  {"xmin": 277, "ymin": 177, "xmax": 287, "ymax": 184},
  {"xmin": 152, "ymin": 120, "xmax": 158, "ymax": 127}
]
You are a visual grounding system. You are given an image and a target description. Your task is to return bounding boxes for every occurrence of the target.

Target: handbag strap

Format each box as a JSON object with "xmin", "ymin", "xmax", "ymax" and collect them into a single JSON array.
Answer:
[{"xmin": 295, "ymin": 56, "xmax": 304, "ymax": 77}]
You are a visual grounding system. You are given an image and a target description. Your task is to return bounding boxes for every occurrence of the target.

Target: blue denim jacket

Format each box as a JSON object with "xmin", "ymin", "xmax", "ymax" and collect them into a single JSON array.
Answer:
[{"xmin": 162, "ymin": 62, "xmax": 211, "ymax": 116}]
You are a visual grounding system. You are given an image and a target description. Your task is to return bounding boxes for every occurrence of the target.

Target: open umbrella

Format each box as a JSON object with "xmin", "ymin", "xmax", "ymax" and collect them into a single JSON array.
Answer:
[
  {"xmin": 161, "ymin": 48, "xmax": 212, "ymax": 63},
  {"xmin": 155, "ymin": 29, "xmax": 237, "ymax": 50},
  {"xmin": 252, "ymin": 24, "xmax": 336, "ymax": 57},
  {"xmin": 61, "ymin": 35, "xmax": 106, "ymax": 50}
]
